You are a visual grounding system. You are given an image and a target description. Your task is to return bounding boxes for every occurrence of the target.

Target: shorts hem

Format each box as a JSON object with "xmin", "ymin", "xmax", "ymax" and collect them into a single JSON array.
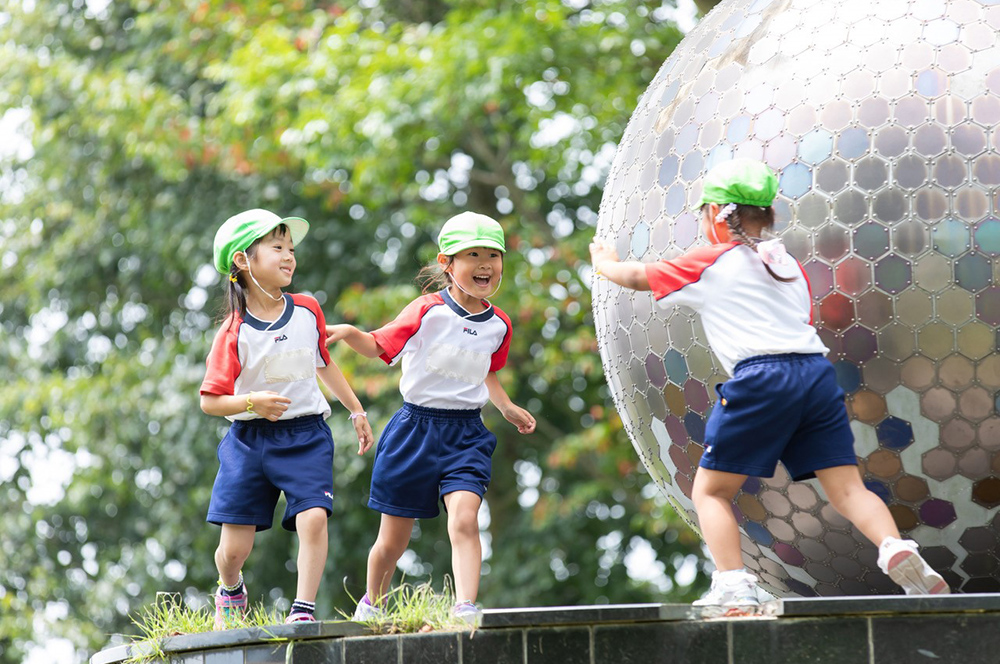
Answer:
[
  {"xmin": 207, "ymin": 513, "xmax": 273, "ymax": 531},
  {"xmin": 368, "ymin": 499, "xmax": 438, "ymax": 519},
  {"xmin": 788, "ymin": 457, "xmax": 859, "ymax": 481},
  {"xmin": 699, "ymin": 459, "xmax": 775, "ymax": 477},
  {"xmin": 440, "ymin": 482, "xmax": 487, "ymax": 499}
]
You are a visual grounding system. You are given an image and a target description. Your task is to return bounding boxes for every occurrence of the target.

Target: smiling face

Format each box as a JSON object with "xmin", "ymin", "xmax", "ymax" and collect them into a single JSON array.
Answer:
[
  {"xmin": 245, "ymin": 227, "xmax": 295, "ymax": 289},
  {"xmin": 440, "ymin": 245, "xmax": 504, "ymax": 302}
]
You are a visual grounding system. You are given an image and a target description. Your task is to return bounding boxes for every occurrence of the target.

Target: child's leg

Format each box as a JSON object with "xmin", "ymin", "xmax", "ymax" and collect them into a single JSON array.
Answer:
[
  {"xmin": 293, "ymin": 507, "xmax": 329, "ymax": 603},
  {"xmin": 814, "ymin": 465, "xmax": 899, "ymax": 544},
  {"xmin": 691, "ymin": 467, "xmax": 749, "ymax": 571},
  {"xmin": 216, "ymin": 524, "xmax": 256, "ymax": 586},
  {"xmin": 367, "ymin": 514, "xmax": 415, "ymax": 603},
  {"xmin": 442, "ymin": 490, "xmax": 483, "ymax": 602},
  {"xmin": 816, "ymin": 464, "xmax": 948, "ymax": 594}
]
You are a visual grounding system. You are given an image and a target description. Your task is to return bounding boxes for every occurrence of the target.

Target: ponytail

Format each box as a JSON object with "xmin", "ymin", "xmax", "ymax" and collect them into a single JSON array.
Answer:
[{"xmin": 417, "ymin": 256, "xmax": 454, "ymax": 293}]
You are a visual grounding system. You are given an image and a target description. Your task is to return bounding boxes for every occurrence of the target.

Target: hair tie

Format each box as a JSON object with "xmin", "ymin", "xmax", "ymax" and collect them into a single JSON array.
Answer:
[
  {"xmin": 717, "ymin": 203, "xmax": 738, "ymax": 221},
  {"xmin": 229, "ymin": 274, "xmax": 238, "ymax": 283},
  {"xmin": 757, "ymin": 238, "xmax": 791, "ymax": 266}
]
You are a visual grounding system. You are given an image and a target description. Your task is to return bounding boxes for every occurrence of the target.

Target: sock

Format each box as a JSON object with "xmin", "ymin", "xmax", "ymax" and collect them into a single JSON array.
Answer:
[
  {"xmin": 291, "ymin": 599, "xmax": 315, "ymax": 617},
  {"xmin": 219, "ymin": 572, "xmax": 245, "ymax": 596}
]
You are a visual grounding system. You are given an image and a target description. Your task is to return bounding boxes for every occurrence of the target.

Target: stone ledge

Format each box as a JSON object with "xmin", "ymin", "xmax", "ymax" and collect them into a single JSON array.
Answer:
[{"xmin": 90, "ymin": 594, "xmax": 1000, "ymax": 664}]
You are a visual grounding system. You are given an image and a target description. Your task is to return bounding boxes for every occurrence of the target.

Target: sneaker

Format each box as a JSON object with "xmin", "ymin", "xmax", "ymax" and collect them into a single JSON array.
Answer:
[
  {"xmin": 284, "ymin": 611, "xmax": 317, "ymax": 624},
  {"xmin": 213, "ymin": 584, "xmax": 248, "ymax": 630},
  {"xmin": 878, "ymin": 537, "xmax": 949, "ymax": 596},
  {"xmin": 352, "ymin": 593, "xmax": 384, "ymax": 621},
  {"xmin": 692, "ymin": 569, "xmax": 761, "ymax": 609},
  {"xmin": 452, "ymin": 600, "xmax": 482, "ymax": 624}
]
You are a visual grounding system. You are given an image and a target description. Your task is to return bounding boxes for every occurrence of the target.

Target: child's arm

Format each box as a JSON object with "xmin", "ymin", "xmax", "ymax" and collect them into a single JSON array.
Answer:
[
  {"xmin": 325, "ymin": 324, "xmax": 384, "ymax": 358},
  {"xmin": 316, "ymin": 362, "xmax": 375, "ymax": 454},
  {"xmin": 200, "ymin": 392, "xmax": 291, "ymax": 422},
  {"xmin": 589, "ymin": 240, "xmax": 651, "ymax": 291},
  {"xmin": 485, "ymin": 372, "xmax": 536, "ymax": 434}
]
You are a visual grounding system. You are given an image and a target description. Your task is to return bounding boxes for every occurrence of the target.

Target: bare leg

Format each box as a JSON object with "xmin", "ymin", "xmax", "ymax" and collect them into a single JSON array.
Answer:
[
  {"xmin": 216, "ymin": 524, "xmax": 256, "ymax": 587},
  {"xmin": 815, "ymin": 464, "xmax": 900, "ymax": 545},
  {"xmin": 691, "ymin": 468, "xmax": 749, "ymax": 571},
  {"xmin": 443, "ymin": 491, "xmax": 483, "ymax": 602},
  {"xmin": 367, "ymin": 514, "xmax": 415, "ymax": 603},
  {"xmin": 293, "ymin": 508, "xmax": 329, "ymax": 603}
]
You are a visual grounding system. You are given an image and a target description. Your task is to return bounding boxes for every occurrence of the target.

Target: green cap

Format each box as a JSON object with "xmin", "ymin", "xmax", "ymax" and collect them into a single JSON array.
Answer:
[
  {"xmin": 697, "ymin": 159, "xmax": 778, "ymax": 208},
  {"xmin": 213, "ymin": 208, "xmax": 309, "ymax": 274},
  {"xmin": 437, "ymin": 212, "xmax": 506, "ymax": 256}
]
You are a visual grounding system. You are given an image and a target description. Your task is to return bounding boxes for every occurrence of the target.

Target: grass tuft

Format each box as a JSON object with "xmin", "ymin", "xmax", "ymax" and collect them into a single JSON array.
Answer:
[{"xmin": 341, "ymin": 576, "xmax": 474, "ymax": 634}]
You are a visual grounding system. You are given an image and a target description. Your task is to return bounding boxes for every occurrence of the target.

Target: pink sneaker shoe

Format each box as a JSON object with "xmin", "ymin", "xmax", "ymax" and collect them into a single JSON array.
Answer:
[
  {"xmin": 213, "ymin": 584, "xmax": 248, "ymax": 630},
  {"xmin": 878, "ymin": 537, "xmax": 949, "ymax": 595},
  {"xmin": 284, "ymin": 611, "xmax": 317, "ymax": 624}
]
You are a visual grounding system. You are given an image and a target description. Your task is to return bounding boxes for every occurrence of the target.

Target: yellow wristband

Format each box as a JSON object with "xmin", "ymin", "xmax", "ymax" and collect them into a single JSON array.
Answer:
[{"xmin": 246, "ymin": 395, "xmax": 255, "ymax": 413}]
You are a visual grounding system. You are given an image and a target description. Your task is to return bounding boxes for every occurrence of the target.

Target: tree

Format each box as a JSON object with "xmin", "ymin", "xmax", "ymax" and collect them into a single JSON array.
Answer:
[{"xmin": 0, "ymin": 2, "xmax": 709, "ymax": 661}]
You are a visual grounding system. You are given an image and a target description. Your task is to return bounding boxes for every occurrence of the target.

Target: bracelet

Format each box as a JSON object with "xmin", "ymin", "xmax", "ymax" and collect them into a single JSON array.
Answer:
[
  {"xmin": 349, "ymin": 411, "xmax": 367, "ymax": 420},
  {"xmin": 246, "ymin": 395, "xmax": 255, "ymax": 414}
]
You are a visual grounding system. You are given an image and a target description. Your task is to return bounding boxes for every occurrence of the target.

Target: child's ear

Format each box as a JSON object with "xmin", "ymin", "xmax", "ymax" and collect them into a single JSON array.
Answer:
[
  {"xmin": 712, "ymin": 217, "xmax": 732, "ymax": 243},
  {"xmin": 233, "ymin": 251, "xmax": 249, "ymax": 271},
  {"xmin": 437, "ymin": 253, "xmax": 451, "ymax": 271}
]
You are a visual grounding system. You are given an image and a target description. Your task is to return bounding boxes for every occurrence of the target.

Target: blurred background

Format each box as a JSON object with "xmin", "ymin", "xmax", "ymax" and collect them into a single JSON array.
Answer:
[{"xmin": 0, "ymin": 1, "xmax": 723, "ymax": 661}]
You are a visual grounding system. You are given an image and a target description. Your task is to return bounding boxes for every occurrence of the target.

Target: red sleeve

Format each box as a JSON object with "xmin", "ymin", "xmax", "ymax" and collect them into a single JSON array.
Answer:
[
  {"xmin": 644, "ymin": 243, "xmax": 739, "ymax": 301},
  {"xmin": 490, "ymin": 306, "xmax": 513, "ymax": 372},
  {"xmin": 290, "ymin": 293, "xmax": 331, "ymax": 366},
  {"xmin": 200, "ymin": 318, "xmax": 242, "ymax": 395},
  {"xmin": 372, "ymin": 294, "xmax": 443, "ymax": 365}
]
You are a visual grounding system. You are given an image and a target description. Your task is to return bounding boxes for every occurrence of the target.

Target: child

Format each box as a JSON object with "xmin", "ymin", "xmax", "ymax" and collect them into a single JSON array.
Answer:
[
  {"xmin": 200, "ymin": 208, "xmax": 374, "ymax": 628},
  {"xmin": 326, "ymin": 211, "xmax": 536, "ymax": 622},
  {"xmin": 589, "ymin": 159, "xmax": 948, "ymax": 610}
]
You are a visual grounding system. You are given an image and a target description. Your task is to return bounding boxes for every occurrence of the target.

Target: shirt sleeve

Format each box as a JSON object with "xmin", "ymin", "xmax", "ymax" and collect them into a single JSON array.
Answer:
[
  {"xmin": 372, "ymin": 295, "xmax": 438, "ymax": 365},
  {"xmin": 200, "ymin": 320, "xmax": 242, "ymax": 396},
  {"xmin": 644, "ymin": 243, "xmax": 738, "ymax": 310},
  {"xmin": 290, "ymin": 293, "xmax": 332, "ymax": 367},
  {"xmin": 490, "ymin": 307, "xmax": 513, "ymax": 372}
]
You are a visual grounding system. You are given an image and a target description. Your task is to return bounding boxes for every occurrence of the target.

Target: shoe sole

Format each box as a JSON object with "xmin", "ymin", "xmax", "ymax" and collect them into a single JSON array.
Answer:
[{"xmin": 887, "ymin": 551, "xmax": 949, "ymax": 595}]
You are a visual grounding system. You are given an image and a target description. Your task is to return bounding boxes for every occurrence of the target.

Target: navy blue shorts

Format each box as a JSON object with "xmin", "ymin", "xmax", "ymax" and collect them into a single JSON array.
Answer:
[
  {"xmin": 369, "ymin": 403, "xmax": 497, "ymax": 519},
  {"xmin": 207, "ymin": 414, "xmax": 335, "ymax": 532},
  {"xmin": 700, "ymin": 354, "xmax": 858, "ymax": 481}
]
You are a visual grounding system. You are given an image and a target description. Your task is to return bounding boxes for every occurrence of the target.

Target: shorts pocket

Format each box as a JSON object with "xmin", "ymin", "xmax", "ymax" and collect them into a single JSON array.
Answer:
[
  {"xmin": 264, "ymin": 348, "xmax": 314, "ymax": 384},
  {"xmin": 425, "ymin": 343, "xmax": 490, "ymax": 386}
]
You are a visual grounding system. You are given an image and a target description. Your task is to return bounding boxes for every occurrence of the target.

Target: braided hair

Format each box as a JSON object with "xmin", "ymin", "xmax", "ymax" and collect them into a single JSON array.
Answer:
[{"xmin": 706, "ymin": 203, "xmax": 797, "ymax": 284}]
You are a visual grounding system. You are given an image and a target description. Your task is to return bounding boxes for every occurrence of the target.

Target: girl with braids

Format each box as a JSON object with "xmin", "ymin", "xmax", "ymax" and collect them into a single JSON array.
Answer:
[
  {"xmin": 200, "ymin": 209, "xmax": 373, "ymax": 627},
  {"xmin": 590, "ymin": 159, "xmax": 947, "ymax": 613}
]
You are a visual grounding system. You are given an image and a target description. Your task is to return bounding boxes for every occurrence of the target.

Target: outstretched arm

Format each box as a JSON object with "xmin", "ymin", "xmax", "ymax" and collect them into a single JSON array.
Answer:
[
  {"xmin": 316, "ymin": 363, "xmax": 374, "ymax": 454},
  {"xmin": 589, "ymin": 240, "xmax": 651, "ymax": 291},
  {"xmin": 485, "ymin": 372, "xmax": 535, "ymax": 434},
  {"xmin": 325, "ymin": 324, "xmax": 384, "ymax": 358}
]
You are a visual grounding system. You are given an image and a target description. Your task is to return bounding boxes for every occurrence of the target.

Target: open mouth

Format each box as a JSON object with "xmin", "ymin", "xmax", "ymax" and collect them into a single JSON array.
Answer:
[{"xmin": 473, "ymin": 275, "xmax": 491, "ymax": 287}]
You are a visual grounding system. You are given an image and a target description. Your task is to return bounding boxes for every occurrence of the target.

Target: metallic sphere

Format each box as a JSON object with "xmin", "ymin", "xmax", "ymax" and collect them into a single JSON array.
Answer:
[{"xmin": 594, "ymin": 0, "xmax": 1000, "ymax": 596}]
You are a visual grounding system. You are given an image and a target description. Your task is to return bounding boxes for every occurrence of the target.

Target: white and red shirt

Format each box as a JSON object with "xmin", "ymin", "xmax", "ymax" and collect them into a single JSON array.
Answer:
[
  {"xmin": 372, "ymin": 289, "xmax": 512, "ymax": 409},
  {"xmin": 200, "ymin": 293, "xmax": 332, "ymax": 421},
  {"xmin": 645, "ymin": 242, "xmax": 827, "ymax": 376}
]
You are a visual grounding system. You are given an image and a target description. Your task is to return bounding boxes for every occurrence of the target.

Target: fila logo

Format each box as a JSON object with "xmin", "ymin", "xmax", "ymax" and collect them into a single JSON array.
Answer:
[
  {"xmin": 273, "ymin": 334, "xmax": 288, "ymax": 343},
  {"xmin": 324, "ymin": 491, "xmax": 333, "ymax": 500},
  {"xmin": 463, "ymin": 327, "xmax": 478, "ymax": 336}
]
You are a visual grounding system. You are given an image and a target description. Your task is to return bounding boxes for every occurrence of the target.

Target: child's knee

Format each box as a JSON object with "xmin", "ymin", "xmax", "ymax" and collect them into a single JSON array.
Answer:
[
  {"xmin": 447, "ymin": 510, "xmax": 479, "ymax": 540},
  {"xmin": 295, "ymin": 508, "xmax": 328, "ymax": 536},
  {"xmin": 217, "ymin": 541, "xmax": 253, "ymax": 566}
]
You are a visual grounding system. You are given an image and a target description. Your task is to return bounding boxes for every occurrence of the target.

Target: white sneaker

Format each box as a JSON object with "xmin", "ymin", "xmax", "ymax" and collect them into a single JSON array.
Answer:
[
  {"xmin": 877, "ymin": 538, "xmax": 949, "ymax": 595},
  {"xmin": 692, "ymin": 569, "xmax": 760, "ymax": 608},
  {"xmin": 352, "ymin": 593, "xmax": 384, "ymax": 621},
  {"xmin": 452, "ymin": 600, "xmax": 482, "ymax": 625}
]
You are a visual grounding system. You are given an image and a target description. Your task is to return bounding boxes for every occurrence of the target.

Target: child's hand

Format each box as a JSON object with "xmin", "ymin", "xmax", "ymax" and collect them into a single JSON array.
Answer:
[
  {"xmin": 501, "ymin": 404, "xmax": 536, "ymax": 434},
  {"xmin": 351, "ymin": 414, "xmax": 375, "ymax": 455},
  {"xmin": 249, "ymin": 391, "xmax": 291, "ymax": 421},
  {"xmin": 325, "ymin": 324, "xmax": 352, "ymax": 347},
  {"xmin": 589, "ymin": 240, "xmax": 619, "ymax": 270}
]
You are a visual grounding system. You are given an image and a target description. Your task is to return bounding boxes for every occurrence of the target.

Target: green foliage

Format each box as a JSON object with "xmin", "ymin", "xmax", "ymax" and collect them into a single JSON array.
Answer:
[
  {"xmin": 341, "ymin": 577, "xmax": 473, "ymax": 634},
  {"xmin": 0, "ymin": 1, "xmax": 715, "ymax": 662}
]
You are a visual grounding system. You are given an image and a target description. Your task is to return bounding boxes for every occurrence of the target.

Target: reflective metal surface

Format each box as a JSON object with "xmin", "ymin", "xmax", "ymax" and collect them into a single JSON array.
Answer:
[{"xmin": 594, "ymin": 0, "xmax": 1000, "ymax": 596}]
